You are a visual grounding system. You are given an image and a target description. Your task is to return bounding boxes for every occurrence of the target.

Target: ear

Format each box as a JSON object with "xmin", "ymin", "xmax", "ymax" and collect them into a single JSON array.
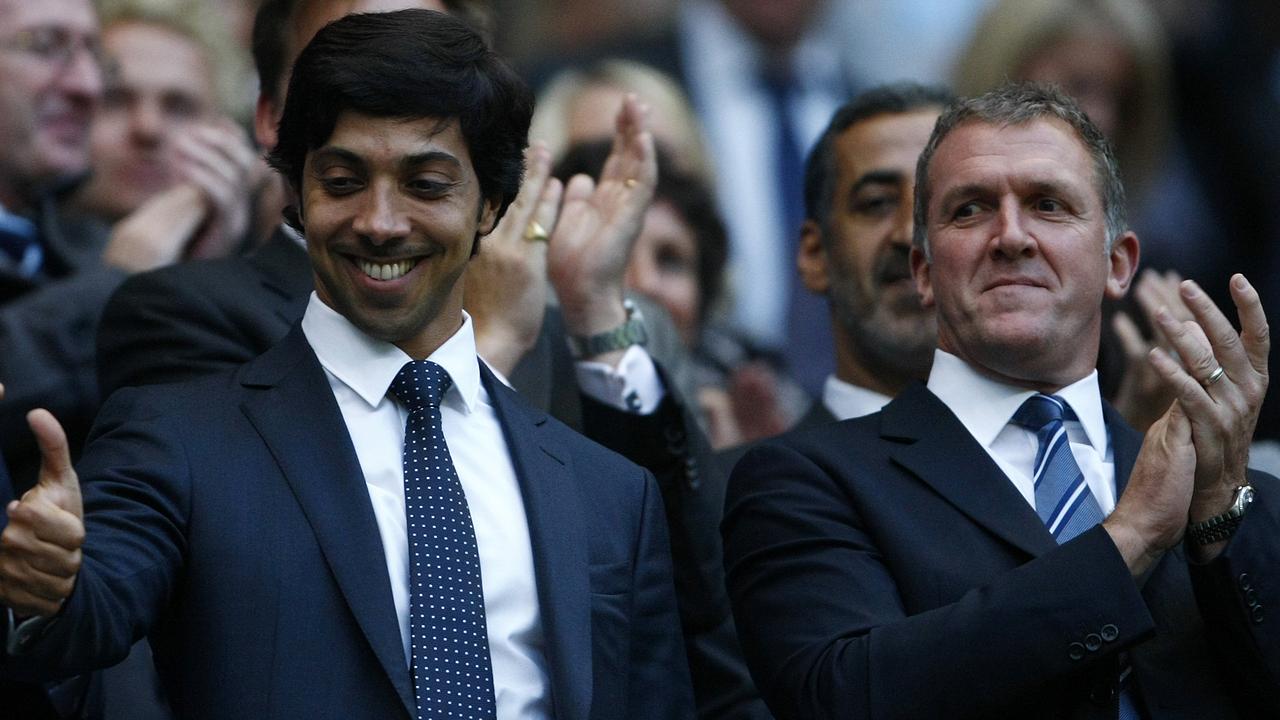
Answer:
[
  {"xmin": 910, "ymin": 245, "xmax": 935, "ymax": 308},
  {"xmin": 1104, "ymin": 231, "xmax": 1140, "ymax": 300},
  {"xmin": 796, "ymin": 220, "xmax": 831, "ymax": 294},
  {"xmin": 254, "ymin": 94, "xmax": 279, "ymax": 151},
  {"xmin": 477, "ymin": 195, "xmax": 501, "ymax": 236}
]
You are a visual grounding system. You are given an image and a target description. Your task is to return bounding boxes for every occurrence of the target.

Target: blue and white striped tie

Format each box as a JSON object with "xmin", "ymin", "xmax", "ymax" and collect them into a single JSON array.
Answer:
[
  {"xmin": 1011, "ymin": 394, "xmax": 1104, "ymax": 543},
  {"xmin": 1012, "ymin": 394, "xmax": 1143, "ymax": 718}
]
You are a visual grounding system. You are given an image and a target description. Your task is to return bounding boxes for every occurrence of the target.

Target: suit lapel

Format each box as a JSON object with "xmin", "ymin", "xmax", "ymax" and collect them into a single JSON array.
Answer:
[
  {"xmin": 238, "ymin": 327, "xmax": 415, "ymax": 716},
  {"xmin": 1105, "ymin": 402, "xmax": 1142, "ymax": 498},
  {"xmin": 481, "ymin": 364, "xmax": 592, "ymax": 720},
  {"xmin": 881, "ymin": 384, "xmax": 1057, "ymax": 558}
]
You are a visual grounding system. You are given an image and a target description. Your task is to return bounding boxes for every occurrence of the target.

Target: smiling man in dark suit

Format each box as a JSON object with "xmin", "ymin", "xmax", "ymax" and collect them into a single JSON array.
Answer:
[
  {"xmin": 723, "ymin": 83, "xmax": 1279, "ymax": 719},
  {"xmin": 0, "ymin": 10, "xmax": 692, "ymax": 719}
]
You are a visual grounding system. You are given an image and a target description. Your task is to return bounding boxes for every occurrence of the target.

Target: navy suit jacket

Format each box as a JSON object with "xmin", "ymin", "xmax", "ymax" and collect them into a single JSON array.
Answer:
[
  {"xmin": 724, "ymin": 383, "xmax": 1280, "ymax": 719},
  {"xmin": 4, "ymin": 325, "xmax": 693, "ymax": 719}
]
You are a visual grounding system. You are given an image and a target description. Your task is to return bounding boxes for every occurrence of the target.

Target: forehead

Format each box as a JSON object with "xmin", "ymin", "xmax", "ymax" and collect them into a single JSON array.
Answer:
[
  {"xmin": 927, "ymin": 118, "xmax": 1097, "ymax": 203},
  {"xmin": 0, "ymin": 0, "xmax": 95, "ymax": 31},
  {"xmin": 104, "ymin": 21, "xmax": 212, "ymax": 92},
  {"xmin": 290, "ymin": 0, "xmax": 447, "ymax": 59},
  {"xmin": 315, "ymin": 111, "xmax": 472, "ymax": 167},
  {"xmin": 834, "ymin": 109, "xmax": 938, "ymax": 182}
]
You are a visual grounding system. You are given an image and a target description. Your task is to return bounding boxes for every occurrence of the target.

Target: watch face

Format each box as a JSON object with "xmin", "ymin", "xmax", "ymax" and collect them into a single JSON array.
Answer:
[{"xmin": 1240, "ymin": 486, "xmax": 1256, "ymax": 508}]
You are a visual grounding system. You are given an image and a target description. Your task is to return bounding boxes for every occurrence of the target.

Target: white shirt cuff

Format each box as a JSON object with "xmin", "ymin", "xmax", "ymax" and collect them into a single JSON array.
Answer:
[{"xmin": 574, "ymin": 345, "xmax": 666, "ymax": 414}]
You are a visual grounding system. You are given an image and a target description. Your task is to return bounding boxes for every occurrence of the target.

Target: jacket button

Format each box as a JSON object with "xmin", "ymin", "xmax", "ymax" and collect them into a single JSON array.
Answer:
[
  {"xmin": 1245, "ymin": 588, "xmax": 1259, "ymax": 606},
  {"xmin": 1100, "ymin": 624, "xmax": 1119, "ymax": 642},
  {"xmin": 1085, "ymin": 633, "xmax": 1103, "ymax": 652},
  {"xmin": 1239, "ymin": 573, "xmax": 1252, "ymax": 590},
  {"xmin": 1252, "ymin": 607, "xmax": 1266, "ymax": 624},
  {"xmin": 1068, "ymin": 642, "xmax": 1086, "ymax": 660}
]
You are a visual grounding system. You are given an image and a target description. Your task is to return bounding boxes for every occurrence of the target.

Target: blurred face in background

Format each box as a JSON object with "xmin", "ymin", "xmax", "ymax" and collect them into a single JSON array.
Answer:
[
  {"xmin": 257, "ymin": 0, "xmax": 448, "ymax": 149},
  {"xmin": 0, "ymin": 0, "xmax": 102, "ymax": 206},
  {"xmin": 626, "ymin": 200, "xmax": 702, "ymax": 347},
  {"xmin": 803, "ymin": 109, "xmax": 939, "ymax": 382},
  {"xmin": 76, "ymin": 20, "xmax": 217, "ymax": 220},
  {"xmin": 1018, "ymin": 30, "xmax": 1135, "ymax": 140}
]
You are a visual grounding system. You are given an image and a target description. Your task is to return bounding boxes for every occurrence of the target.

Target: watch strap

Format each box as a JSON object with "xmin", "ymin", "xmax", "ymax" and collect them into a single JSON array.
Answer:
[
  {"xmin": 1186, "ymin": 485, "xmax": 1255, "ymax": 546},
  {"xmin": 567, "ymin": 300, "xmax": 648, "ymax": 358}
]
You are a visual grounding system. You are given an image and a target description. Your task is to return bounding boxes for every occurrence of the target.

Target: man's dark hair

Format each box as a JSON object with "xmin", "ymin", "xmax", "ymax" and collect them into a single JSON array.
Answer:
[
  {"xmin": 913, "ymin": 82, "xmax": 1127, "ymax": 258},
  {"xmin": 267, "ymin": 9, "xmax": 531, "ymax": 229},
  {"xmin": 251, "ymin": 0, "xmax": 495, "ymax": 102},
  {"xmin": 803, "ymin": 82, "xmax": 954, "ymax": 233},
  {"xmin": 553, "ymin": 140, "xmax": 729, "ymax": 326}
]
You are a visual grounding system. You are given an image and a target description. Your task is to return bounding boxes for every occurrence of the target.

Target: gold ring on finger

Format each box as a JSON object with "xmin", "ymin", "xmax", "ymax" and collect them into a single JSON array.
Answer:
[{"xmin": 523, "ymin": 220, "xmax": 549, "ymax": 243}]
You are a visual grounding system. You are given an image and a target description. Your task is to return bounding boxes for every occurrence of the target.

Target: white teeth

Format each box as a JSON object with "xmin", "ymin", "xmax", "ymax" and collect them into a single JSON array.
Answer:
[{"xmin": 358, "ymin": 259, "xmax": 414, "ymax": 280}]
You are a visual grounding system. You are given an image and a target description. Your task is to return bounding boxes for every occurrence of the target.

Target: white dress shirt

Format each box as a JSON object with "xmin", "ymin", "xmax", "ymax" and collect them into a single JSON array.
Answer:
[
  {"xmin": 822, "ymin": 375, "xmax": 893, "ymax": 421},
  {"xmin": 302, "ymin": 294, "xmax": 551, "ymax": 719},
  {"xmin": 926, "ymin": 350, "xmax": 1117, "ymax": 515}
]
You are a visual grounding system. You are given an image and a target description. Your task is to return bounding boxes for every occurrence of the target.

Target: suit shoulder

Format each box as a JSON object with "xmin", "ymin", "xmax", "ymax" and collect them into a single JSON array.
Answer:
[
  {"xmin": 97, "ymin": 364, "xmax": 249, "ymax": 420},
  {"xmin": 768, "ymin": 411, "xmax": 888, "ymax": 458},
  {"xmin": 112, "ymin": 255, "xmax": 259, "ymax": 301}
]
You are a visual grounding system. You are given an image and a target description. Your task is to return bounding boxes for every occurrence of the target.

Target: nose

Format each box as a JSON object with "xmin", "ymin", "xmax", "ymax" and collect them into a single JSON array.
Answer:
[
  {"xmin": 57, "ymin": 42, "xmax": 104, "ymax": 103},
  {"xmin": 128, "ymin": 99, "xmax": 164, "ymax": 146},
  {"xmin": 351, "ymin": 181, "xmax": 410, "ymax": 244},
  {"xmin": 890, "ymin": 187, "xmax": 915, "ymax": 249},
  {"xmin": 992, "ymin": 198, "xmax": 1035, "ymax": 258}
]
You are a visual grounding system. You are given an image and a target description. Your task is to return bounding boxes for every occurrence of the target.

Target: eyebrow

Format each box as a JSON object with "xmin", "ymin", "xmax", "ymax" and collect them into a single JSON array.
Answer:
[
  {"xmin": 310, "ymin": 147, "xmax": 364, "ymax": 168},
  {"xmin": 308, "ymin": 148, "xmax": 462, "ymax": 172},
  {"xmin": 852, "ymin": 169, "xmax": 905, "ymax": 193},
  {"xmin": 934, "ymin": 182, "xmax": 990, "ymax": 213},
  {"xmin": 400, "ymin": 151, "xmax": 462, "ymax": 172}
]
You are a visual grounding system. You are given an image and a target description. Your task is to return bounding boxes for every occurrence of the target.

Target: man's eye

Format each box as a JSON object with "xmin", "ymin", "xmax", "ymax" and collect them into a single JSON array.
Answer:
[
  {"xmin": 162, "ymin": 95, "xmax": 203, "ymax": 121},
  {"xmin": 407, "ymin": 179, "xmax": 448, "ymax": 195},
  {"xmin": 1035, "ymin": 197, "xmax": 1064, "ymax": 213},
  {"xmin": 320, "ymin": 176, "xmax": 362, "ymax": 194},
  {"xmin": 953, "ymin": 202, "xmax": 982, "ymax": 220},
  {"xmin": 654, "ymin": 245, "xmax": 695, "ymax": 276},
  {"xmin": 854, "ymin": 194, "xmax": 897, "ymax": 217}
]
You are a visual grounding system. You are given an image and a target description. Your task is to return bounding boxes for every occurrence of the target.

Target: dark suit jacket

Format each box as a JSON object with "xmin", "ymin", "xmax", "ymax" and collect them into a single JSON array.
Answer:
[
  {"xmin": 96, "ymin": 229, "xmax": 768, "ymax": 719},
  {"xmin": 0, "ymin": 198, "xmax": 117, "ymax": 495},
  {"xmin": 4, "ymin": 325, "xmax": 694, "ymax": 719},
  {"xmin": 723, "ymin": 383, "xmax": 1280, "ymax": 720}
]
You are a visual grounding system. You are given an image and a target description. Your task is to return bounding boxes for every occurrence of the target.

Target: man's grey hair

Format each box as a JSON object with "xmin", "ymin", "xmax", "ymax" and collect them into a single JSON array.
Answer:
[{"xmin": 912, "ymin": 82, "xmax": 1127, "ymax": 260}]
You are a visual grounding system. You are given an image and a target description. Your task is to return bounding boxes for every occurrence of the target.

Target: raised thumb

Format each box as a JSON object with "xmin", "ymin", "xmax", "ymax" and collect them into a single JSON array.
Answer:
[{"xmin": 27, "ymin": 409, "xmax": 82, "ymax": 517}]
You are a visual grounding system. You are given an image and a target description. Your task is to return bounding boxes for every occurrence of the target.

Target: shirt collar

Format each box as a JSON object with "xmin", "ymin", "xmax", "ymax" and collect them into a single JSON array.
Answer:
[
  {"xmin": 300, "ymin": 292, "xmax": 481, "ymax": 414},
  {"xmin": 822, "ymin": 375, "xmax": 892, "ymax": 421},
  {"xmin": 926, "ymin": 349, "xmax": 1108, "ymax": 453}
]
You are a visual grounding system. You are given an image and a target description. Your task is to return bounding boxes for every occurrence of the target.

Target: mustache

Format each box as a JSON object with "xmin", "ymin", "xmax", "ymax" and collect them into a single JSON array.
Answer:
[{"xmin": 874, "ymin": 245, "xmax": 913, "ymax": 285}]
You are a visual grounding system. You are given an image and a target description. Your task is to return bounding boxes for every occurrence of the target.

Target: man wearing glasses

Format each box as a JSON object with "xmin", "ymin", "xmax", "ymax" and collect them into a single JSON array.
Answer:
[{"xmin": 0, "ymin": 0, "xmax": 200, "ymax": 505}]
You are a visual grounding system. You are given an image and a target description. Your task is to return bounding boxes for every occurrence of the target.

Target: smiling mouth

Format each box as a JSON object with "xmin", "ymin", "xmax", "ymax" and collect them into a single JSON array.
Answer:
[{"xmin": 357, "ymin": 258, "xmax": 418, "ymax": 281}]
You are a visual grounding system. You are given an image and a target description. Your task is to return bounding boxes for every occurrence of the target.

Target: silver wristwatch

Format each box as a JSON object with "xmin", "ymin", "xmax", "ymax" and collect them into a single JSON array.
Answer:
[
  {"xmin": 566, "ymin": 299, "xmax": 648, "ymax": 358},
  {"xmin": 1186, "ymin": 484, "xmax": 1255, "ymax": 546}
]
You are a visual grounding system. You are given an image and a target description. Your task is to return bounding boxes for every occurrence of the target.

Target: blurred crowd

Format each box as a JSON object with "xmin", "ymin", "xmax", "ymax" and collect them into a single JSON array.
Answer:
[
  {"xmin": 2, "ymin": 0, "xmax": 1279, "ymax": 717},
  {"xmin": 4, "ymin": 0, "xmax": 1279, "ymax": 462}
]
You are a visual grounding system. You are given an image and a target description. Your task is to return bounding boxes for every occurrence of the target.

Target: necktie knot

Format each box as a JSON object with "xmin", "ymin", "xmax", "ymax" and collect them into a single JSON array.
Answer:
[
  {"xmin": 390, "ymin": 359, "xmax": 452, "ymax": 412},
  {"xmin": 1011, "ymin": 393, "xmax": 1077, "ymax": 434}
]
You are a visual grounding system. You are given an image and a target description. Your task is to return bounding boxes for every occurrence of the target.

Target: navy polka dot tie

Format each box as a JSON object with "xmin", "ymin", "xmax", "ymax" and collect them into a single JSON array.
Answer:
[{"xmin": 390, "ymin": 360, "xmax": 497, "ymax": 720}]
